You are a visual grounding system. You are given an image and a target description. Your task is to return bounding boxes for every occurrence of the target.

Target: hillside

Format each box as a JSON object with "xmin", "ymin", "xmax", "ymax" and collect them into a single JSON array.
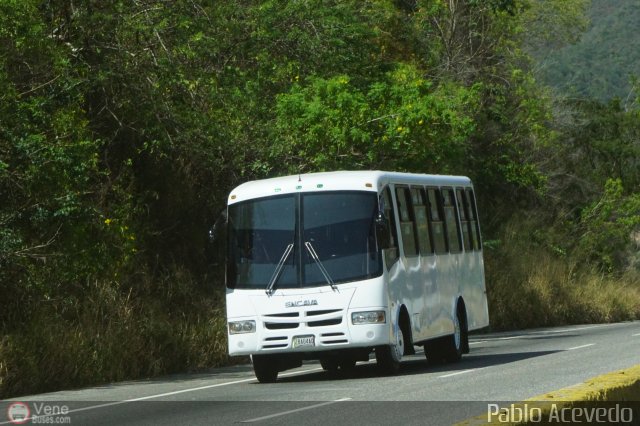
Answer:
[{"xmin": 535, "ymin": 0, "xmax": 640, "ymax": 102}]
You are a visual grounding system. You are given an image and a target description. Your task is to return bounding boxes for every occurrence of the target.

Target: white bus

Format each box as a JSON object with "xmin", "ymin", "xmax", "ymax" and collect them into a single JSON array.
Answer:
[{"xmin": 224, "ymin": 171, "xmax": 489, "ymax": 382}]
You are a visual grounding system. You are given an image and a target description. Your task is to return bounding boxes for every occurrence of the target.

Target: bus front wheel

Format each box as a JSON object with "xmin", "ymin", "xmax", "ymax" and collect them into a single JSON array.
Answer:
[
  {"xmin": 445, "ymin": 308, "xmax": 467, "ymax": 363},
  {"xmin": 376, "ymin": 326, "xmax": 404, "ymax": 374},
  {"xmin": 252, "ymin": 354, "xmax": 278, "ymax": 383},
  {"xmin": 320, "ymin": 358, "xmax": 339, "ymax": 372}
]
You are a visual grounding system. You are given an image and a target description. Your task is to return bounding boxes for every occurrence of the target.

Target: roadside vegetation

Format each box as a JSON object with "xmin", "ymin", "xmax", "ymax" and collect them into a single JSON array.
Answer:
[
  {"xmin": 1, "ymin": 0, "xmax": 638, "ymax": 398},
  {"xmin": 485, "ymin": 217, "xmax": 640, "ymax": 330}
]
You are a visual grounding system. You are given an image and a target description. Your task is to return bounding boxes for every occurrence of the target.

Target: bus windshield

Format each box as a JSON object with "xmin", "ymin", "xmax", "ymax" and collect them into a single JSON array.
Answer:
[{"xmin": 227, "ymin": 191, "xmax": 382, "ymax": 289}]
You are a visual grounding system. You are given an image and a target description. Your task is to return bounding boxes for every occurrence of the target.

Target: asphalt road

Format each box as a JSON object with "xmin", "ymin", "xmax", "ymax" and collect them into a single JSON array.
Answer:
[{"xmin": 2, "ymin": 321, "xmax": 639, "ymax": 425}]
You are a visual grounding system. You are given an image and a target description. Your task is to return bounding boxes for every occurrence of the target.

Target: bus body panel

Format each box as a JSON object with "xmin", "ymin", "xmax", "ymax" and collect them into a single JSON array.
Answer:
[{"xmin": 383, "ymin": 178, "xmax": 489, "ymax": 348}]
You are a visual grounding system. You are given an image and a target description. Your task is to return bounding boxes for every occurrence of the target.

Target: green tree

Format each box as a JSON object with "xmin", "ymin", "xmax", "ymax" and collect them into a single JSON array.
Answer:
[
  {"xmin": 577, "ymin": 179, "xmax": 640, "ymax": 271},
  {"xmin": 0, "ymin": 0, "xmax": 126, "ymax": 323},
  {"xmin": 520, "ymin": 0, "xmax": 591, "ymax": 54},
  {"xmin": 273, "ymin": 65, "xmax": 479, "ymax": 174}
]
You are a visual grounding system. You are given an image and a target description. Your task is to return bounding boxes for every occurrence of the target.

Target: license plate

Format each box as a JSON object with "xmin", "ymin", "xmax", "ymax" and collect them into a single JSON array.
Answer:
[{"xmin": 292, "ymin": 335, "xmax": 315, "ymax": 348}]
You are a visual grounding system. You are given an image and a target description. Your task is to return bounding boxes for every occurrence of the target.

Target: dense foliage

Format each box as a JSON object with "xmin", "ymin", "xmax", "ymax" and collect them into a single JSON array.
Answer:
[
  {"xmin": 0, "ymin": 0, "xmax": 638, "ymax": 397},
  {"xmin": 533, "ymin": 0, "xmax": 640, "ymax": 101}
]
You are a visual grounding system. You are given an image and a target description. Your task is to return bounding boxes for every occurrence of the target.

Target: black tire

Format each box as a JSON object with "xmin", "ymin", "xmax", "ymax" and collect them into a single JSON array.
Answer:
[
  {"xmin": 320, "ymin": 358, "xmax": 339, "ymax": 372},
  {"xmin": 445, "ymin": 307, "xmax": 468, "ymax": 363},
  {"xmin": 321, "ymin": 357, "xmax": 356, "ymax": 374},
  {"xmin": 338, "ymin": 358, "xmax": 357, "ymax": 372},
  {"xmin": 376, "ymin": 326, "xmax": 404, "ymax": 374},
  {"xmin": 252, "ymin": 355, "xmax": 279, "ymax": 383},
  {"xmin": 424, "ymin": 338, "xmax": 447, "ymax": 365}
]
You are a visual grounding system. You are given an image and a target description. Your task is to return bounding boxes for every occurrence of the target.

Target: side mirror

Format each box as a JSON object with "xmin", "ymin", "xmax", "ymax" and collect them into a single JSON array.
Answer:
[
  {"xmin": 208, "ymin": 209, "xmax": 228, "ymax": 244},
  {"xmin": 375, "ymin": 212, "xmax": 392, "ymax": 250},
  {"xmin": 207, "ymin": 209, "xmax": 228, "ymax": 286}
]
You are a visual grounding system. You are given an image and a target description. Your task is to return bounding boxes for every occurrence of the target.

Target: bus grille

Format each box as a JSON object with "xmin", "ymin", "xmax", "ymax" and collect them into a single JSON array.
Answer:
[
  {"xmin": 307, "ymin": 318, "xmax": 342, "ymax": 327},
  {"xmin": 305, "ymin": 309, "xmax": 342, "ymax": 327},
  {"xmin": 262, "ymin": 336, "xmax": 288, "ymax": 349},
  {"xmin": 319, "ymin": 332, "xmax": 348, "ymax": 345},
  {"xmin": 265, "ymin": 322, "xmax": 299, "ymax": 330},
  {"xmin": 260, "ymin": 331, "xmax": 350, "ymax": 349},
  {"xmin": 262, "ymin": 309, "xmax": 344, "ymax": 330}
]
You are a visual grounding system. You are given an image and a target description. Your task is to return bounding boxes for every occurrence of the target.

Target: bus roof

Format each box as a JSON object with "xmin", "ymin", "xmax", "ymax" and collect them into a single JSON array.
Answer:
[{"xmin": 227, "ymin": 171, "xmax": 472, "ymax": 204}]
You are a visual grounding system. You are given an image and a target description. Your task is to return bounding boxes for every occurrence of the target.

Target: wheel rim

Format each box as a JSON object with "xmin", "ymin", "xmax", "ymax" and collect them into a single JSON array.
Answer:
[{"xmin": 453, "ymin": 313, "xmax": 461, "ymax": 350}]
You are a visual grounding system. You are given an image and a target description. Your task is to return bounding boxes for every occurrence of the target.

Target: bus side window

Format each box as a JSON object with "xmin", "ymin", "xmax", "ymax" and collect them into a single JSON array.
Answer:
[
  {"xmin": 465, "ymin": 188, "xmax": 481, "ymax": 250},
  {"xmin": 382, "ymin": 187, "xmax": 399, "ymax": 267},
  {"xmin": 427, "ymin": 188, "xmax": 447, "ymax": 254},
  {"xmin": 442, "ymin": 188, "xmax": 462, "ymax": 253},
  {"xmin": 395, "ymin": 187, "xmax": 418, "ymax": 257},
  {"xmin": 412, "ymin": 187, "xmax": 433, "ymax": 255},
  {"xmin": 456, "ymin": 188, "xmax": 472, "ymax": 251}
]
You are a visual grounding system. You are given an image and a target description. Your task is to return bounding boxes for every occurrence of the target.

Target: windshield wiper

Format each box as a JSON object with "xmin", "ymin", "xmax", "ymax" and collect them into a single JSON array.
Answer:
[
  {"xmin": 305, "ymin": 241, "xmax": 337, "ymax": 291},
  {"xmin": 266, "ymin": 243, "xmax": 294, "ymax": 296}
]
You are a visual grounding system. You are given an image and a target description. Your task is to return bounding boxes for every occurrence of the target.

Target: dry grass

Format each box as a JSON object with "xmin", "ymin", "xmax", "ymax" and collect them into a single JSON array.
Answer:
[
  {"xmin": 0, "ymin": 269, "xmax": 230, "ymax": 399},
  {"xmin": 485, "ymin": 225, "xmax": 640, "ymax": 331}
]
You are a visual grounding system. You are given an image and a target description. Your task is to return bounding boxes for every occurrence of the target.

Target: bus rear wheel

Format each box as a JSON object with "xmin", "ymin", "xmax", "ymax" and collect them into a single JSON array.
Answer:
[
  {"xmin": 424, "ymin": 339, "xmax": 446, "ymax": 365},
  {"xmin": 252, "ymin": 354, "xmax": 278, "ymax": 383}
]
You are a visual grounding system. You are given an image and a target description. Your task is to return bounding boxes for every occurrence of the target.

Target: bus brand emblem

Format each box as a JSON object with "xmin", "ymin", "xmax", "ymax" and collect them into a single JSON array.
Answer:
[{"xmin": 285, "ymin": 299, "xmax": 318, "ymax": 308}]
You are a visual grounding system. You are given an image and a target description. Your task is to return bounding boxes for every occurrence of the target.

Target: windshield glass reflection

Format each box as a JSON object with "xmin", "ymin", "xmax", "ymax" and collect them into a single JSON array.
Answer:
[{"xmin": 227, "ymin": 191, "xmax": 382, "ymax": 289}]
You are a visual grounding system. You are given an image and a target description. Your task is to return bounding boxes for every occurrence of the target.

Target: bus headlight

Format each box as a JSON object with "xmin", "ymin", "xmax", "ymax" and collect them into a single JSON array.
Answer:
[
  {"xmin": 228, "ymin": 320, "xmax": 256, "ymax": 334},
  {"xmin": 351, "ymin": 311, "xmax": 386, "ymax": 325}
]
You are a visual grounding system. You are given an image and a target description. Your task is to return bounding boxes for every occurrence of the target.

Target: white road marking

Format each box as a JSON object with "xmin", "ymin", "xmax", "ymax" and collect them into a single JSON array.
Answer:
[
  {"xmin": 278, "ymin": 367, "xmax": 324, "ymax": 378},
  {"xmin": 633, "ymin": 333, "xmax": 640, "ymax": 337},
  {"xmin": 241, "ymin": 397, "xmax": 352, "ymax": 423},
  {"xmin": 473, "ymin": 335, "xmax": 523, "ymax": 343},
  {"xmin": 544, "ymin": 324, "xmax": 609, "ymax": 334},
  {"xmin": 470, "ymin": 324, "xmax": 613, "ymax": 345},
  {"xmin": 0, "ymin": 367, "xmax": 325, "ymax": 425},
  {"xmin": 127, "ymin": 377, "xmax": 257, "ymax": 401},
  {"xmin": 438, "ymin": 368, "xmax": 477, "ymax": 378},
  {"xmin": 567, "ymin": 343, "xmax": 595, "ymax": 350}
]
